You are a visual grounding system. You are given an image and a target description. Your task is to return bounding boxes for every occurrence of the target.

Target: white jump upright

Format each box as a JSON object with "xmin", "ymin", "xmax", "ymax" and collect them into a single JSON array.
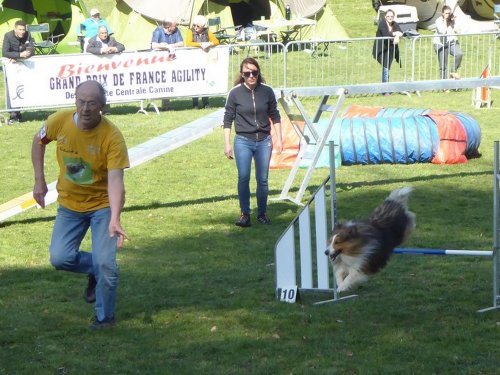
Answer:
[
  {"xmin": 477, "ymin": 141, "xmax": 500, "ymax": 312},
  {"xmin": 276, "ymin": 88, "xmax": 346, "ymax": 205},
  {"xmin": 274, "ymin": 143, "xmax": 357, "ymax": 305}
]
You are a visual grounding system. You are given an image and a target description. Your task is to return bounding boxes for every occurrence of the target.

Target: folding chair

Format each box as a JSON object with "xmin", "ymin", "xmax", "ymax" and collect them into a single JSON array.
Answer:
[
  {"xmin": 280, "ymin": 27, "xmax": 299, "ymax": 45},
  {"xmin": 208, "ymin": 16, "xmax": 241, "ymax": 44},
  {"xmin": 494, "ymin": 4, "xmax": 500, "ymax": 24},
  {"xmin": 27, "ymin": 23, "xmax": 64, "ymax": 55},
  {"xmin": 495, "ymin": 4, "xmax": 500, "ymax": 38}
]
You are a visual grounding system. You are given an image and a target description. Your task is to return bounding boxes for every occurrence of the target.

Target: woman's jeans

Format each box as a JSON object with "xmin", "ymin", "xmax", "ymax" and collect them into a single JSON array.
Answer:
[
  {"xmin": 234, "ymin": 134, "xmax": 273, "ymax": 216},
  {"xmin": 435, "ymin": 41, "xmax": 463, "ymax": 79},
  {"xmin": 382, "ymin": 67, "xmax": 389, "ymax": 83},
  {"xmin": 49, "ymin": 205, "xmax": 118, "ymax": 322}
]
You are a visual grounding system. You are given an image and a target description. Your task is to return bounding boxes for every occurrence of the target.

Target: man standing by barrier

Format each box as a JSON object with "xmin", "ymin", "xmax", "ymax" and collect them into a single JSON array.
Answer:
[
  {"xmin": 151, "ymin": 18, "xmax": 184, "ymax": 110},
  {"xmin": 86, "ymin": 26, "xmax": 125, "ymax": 55},
  {"xmin": 31, "ymin": 80, "xmax": 130, "ymax": 330},
  {"xmin": 2, "ymin": 20, "xmax": 35, "ymax": 124}
]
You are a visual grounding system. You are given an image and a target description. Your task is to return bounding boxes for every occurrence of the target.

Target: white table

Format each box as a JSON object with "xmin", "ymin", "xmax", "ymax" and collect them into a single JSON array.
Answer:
[{"xmin": 253, "ymin": 18, "xmax": 316, "ymax": 44}]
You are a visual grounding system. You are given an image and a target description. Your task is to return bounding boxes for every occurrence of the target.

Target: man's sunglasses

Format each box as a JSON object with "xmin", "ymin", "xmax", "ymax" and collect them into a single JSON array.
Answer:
[{"xmin": 242, "ymin": 70, "xmax": 259, "ymax": 78}]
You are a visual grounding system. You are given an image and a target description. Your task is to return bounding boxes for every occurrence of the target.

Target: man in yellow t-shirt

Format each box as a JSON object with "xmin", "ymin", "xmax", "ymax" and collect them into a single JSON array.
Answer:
[{"xmin": 31, "ymin": 80, "xmax": 129, "ymax": 330}]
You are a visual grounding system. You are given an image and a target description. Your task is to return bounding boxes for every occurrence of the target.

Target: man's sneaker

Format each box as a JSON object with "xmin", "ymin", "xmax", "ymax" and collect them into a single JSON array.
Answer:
[
  {"xmin": 84, "ymin": 275, "xmax": 97, "ymax": 303},
  {"xmin": 235, "ymin": 213, "xmax": 251, "ymax": 227},
  {"xmin": 89, "ymin": 317, "xmax": 115, "ymax": 330},
  {"xmin": 257, "ymin": 213, "xmax": 271, "ymax": 225}
]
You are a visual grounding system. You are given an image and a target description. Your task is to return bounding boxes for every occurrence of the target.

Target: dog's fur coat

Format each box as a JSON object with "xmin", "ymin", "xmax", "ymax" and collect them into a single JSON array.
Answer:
[{"xmin": 325, "ymin": 187, "xmax": 415, "ymax": 292}]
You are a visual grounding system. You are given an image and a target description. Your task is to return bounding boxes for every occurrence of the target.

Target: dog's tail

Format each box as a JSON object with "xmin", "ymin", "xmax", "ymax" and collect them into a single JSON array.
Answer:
[{"xmin": 387, "ymin": 187, "xmax": 413, "ymax": 207}]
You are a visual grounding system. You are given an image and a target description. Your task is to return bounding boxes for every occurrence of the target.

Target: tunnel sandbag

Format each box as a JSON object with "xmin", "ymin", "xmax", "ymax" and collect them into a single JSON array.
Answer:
[
  {"xmin": 451, "ymin": 112, "xmax": 482, "ymax": 158},
  {"xmin": 427, "ymin": 112, "xmax": 468, "ymax": 164}
]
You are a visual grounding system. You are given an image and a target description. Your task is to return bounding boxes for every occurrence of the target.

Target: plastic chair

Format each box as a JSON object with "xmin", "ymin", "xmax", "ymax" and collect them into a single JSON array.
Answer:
[
  {"xmin": 27, "ymin": 23, "xmax": 64, "ymax": 54},
  {"xmin": 207, "ymin": 17, "xmax": 241, "ymax": 44},
  {"xmin": 495, "ymin": 5, "xmax": 500, "ymax": 24}
]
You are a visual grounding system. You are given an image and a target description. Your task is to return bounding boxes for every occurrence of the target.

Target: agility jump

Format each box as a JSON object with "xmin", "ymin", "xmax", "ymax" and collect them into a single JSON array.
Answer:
[{"xmin": 274, "ymin": 86, "xmax": 500, "ymax": 312}]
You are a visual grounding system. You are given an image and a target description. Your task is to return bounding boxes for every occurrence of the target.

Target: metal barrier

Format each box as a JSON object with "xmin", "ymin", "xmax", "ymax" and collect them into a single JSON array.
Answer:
[
  {"xmin": 225, "ymin": 31, "xmax": 500, "ymax": 91},
  {"xmin": 3, "ymin": 31, "xmax": 500, "ymax": 114}
]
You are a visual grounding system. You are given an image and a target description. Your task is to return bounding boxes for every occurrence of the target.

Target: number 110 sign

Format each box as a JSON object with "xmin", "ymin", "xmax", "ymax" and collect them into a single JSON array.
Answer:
[{"xmin": 277, "ymin": 286, "xmax": 298, "ymax": 303}]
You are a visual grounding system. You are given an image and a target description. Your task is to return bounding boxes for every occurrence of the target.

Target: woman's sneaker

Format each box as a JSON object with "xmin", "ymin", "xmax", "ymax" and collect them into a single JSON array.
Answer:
[
  {"xmin": 235, "ymin": 213, "xmax": 251, "ymax": 227},
  {"xmin": 89, "ymin": 317, "xmax": 115, "ymax": 330},
  {"xmin": 257, "ymin": 213, "xmax": 271, "ymax": 225}
]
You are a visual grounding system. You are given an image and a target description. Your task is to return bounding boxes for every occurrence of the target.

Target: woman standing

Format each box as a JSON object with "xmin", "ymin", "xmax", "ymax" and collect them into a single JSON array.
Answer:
[
  {"xmin": 433, "ymin": 5, "xmax": 462, "ymax": 80},
  {"xmin": 186, "ymin": 15, "xmax": 219, "ymax": 109},
  {"xmin": 223, "ymin": 57, "xmax": 283, "ymax": 227},
  {"xmin": 372, "ymin": 9, "xmax": 403, "ymax": 89}
]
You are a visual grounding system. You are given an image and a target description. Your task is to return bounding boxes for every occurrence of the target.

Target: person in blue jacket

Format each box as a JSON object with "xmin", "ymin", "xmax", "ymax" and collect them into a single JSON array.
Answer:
[{"xmin": 77, "ymin": 8, "xmax": 113, "ymax": 52}]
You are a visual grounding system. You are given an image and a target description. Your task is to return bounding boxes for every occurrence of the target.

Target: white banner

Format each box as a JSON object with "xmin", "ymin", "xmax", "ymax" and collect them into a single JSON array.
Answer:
[{"xmin": 2, "ymin": 47, "xmax": 230, "ymax": 109}]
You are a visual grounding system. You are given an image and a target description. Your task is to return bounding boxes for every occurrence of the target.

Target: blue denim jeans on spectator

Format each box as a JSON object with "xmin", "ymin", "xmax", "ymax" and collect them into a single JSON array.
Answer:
[
  {"xmin": 234, "ymin": 134, "xmax": 273, "ymax": 216},
  {"xmin": 49, "ymin": 205, "xmax": 118, "ymax": 322},
  {"xmin": 382, "ymin": 67, "xmax": 389, "ymax": 83}
]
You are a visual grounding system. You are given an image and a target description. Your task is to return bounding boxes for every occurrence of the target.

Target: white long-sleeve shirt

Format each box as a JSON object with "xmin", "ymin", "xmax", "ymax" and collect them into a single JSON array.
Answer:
[{"xmin": 433, "ymin": 16, "xmax": 459, "ymax": 46}]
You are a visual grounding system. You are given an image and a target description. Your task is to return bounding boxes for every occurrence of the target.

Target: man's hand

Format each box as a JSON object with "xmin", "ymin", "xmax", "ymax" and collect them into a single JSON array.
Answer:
[
  {"xmin": 109, "ymin": 220, "xmax": 129, "ymax": 249},
  {"xmin": 20, "ymin": 50, "xmax": 32, "ymax": 58},
  {"xmin": 33, "ymin": 179, "xmax": 48, "ymax": 208}
]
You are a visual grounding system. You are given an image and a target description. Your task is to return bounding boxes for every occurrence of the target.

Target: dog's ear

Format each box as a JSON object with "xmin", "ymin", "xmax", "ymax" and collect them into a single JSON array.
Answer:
[
  {"xmin": 334, "ymin": 222, "xmax": 346, "ymax": 231},
  {"xmin": 347, "ymin": 226, "xmax": 358, "ymax": 237}
]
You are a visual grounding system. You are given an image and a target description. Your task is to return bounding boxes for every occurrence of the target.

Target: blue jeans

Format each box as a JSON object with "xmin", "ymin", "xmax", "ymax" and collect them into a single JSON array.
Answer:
[
  {"xmin": 49, "ymin": 205, "xmax": 118, "ymax": 322},
  {"xmin": 435, "ymin": 42, "xmax": 463, "ymax": 79},
  {"xmin": 382, "ymin": 67, "xmax": 389, "ymax": 83},
  {"xmin": 234, "ymin": 134, "xmax": 273, "ymax": 216}
]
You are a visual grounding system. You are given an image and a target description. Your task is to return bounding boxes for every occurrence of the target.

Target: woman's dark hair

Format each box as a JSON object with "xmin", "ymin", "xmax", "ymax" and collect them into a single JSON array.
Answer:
[
  {"xmin": 385, "ymin": 9, "xmax": 395, "ymax": 18},
  {"xmin": 442, "ymin": 5, "xmax": 452, "ymax": 13},
  {"xmin": 233, "ymin": 57, "xmax": 265, "ymax": 86}
]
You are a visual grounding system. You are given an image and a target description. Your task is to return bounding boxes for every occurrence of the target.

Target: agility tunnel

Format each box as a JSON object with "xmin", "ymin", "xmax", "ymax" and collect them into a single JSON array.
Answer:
[{"xmin": 292, "ymin": 105, "xmax": 481, "ymax": 168}]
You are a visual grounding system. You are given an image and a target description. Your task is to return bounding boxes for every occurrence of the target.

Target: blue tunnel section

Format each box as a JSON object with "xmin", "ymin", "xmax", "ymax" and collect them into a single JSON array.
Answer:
[
  {"xmin": 336, "ymin": 116, "xmax": 439, "ymax": 165},
  {"xmin": 306, "ymin": 106, "xmax": 481, "ymax": 167}
]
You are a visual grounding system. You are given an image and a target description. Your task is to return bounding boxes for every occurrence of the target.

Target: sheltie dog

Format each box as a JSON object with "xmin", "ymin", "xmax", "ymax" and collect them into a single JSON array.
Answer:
[{"xmin": 325, "ymin": 187, "xmax": 416, "ymax": 292}]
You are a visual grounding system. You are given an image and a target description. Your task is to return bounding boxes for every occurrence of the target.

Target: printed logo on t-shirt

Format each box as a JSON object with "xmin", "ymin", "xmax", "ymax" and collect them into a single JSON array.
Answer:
[{"xmin": 64, "ymin": 157, "xmax": 93, "ymax": 185}]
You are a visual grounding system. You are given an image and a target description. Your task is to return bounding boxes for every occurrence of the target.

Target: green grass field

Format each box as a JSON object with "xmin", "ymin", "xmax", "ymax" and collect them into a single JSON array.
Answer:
[{"xmin": 1, "ymin": 1, "xmax": 500, "ymax": 374}]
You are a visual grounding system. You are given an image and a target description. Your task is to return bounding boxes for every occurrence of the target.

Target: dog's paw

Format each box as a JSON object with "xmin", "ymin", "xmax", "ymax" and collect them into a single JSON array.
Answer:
[{"xmin": 336, "ymin": 282, "xmax": 350, "ymax": 293}]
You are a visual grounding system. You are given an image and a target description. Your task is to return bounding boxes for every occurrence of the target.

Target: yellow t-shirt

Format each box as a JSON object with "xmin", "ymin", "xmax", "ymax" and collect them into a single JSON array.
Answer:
[{"xmin": 42, "ymin": 110, "xmax": 129, "ymax": 212}]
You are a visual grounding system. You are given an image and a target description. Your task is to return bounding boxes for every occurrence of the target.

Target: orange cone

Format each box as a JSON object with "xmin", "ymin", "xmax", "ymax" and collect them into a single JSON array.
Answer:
[{"xmin": 480, "ymin": 65, "xmax": 490, "ymax": 104}]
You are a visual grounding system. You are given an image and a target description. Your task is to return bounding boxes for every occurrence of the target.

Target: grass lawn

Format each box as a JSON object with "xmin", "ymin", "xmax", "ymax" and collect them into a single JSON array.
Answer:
[{"xmin": 1, "ymin": 1, "xmax": 499, "ymax": 374}]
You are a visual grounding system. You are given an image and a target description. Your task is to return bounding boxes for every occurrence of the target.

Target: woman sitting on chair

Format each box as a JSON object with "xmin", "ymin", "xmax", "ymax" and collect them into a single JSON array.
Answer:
[{"xmin": 186, "ymin": 15, "xmax": 220, "ymax": 109}]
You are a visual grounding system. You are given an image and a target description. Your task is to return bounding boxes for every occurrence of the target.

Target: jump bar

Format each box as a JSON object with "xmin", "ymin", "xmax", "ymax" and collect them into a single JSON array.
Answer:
[{"xmin": 394, "ymin": 248, "xmax": 493, "ymax": 256}]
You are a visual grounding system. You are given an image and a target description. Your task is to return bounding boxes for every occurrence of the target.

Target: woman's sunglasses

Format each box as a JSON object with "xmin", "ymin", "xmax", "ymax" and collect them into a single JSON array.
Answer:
[{"xmin": 242, "ymin": 70, "xmax": 259, "ymax": 78}]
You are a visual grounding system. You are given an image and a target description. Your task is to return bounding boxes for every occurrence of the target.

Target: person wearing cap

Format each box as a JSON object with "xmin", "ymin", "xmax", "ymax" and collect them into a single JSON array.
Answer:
[
  {"xmin": 186, "ymin": 15, "xmax": 219, "ymax": 109},
  {"xmin": 77, "ymin": 8, "xmax": 113, "ymax": 52}
]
